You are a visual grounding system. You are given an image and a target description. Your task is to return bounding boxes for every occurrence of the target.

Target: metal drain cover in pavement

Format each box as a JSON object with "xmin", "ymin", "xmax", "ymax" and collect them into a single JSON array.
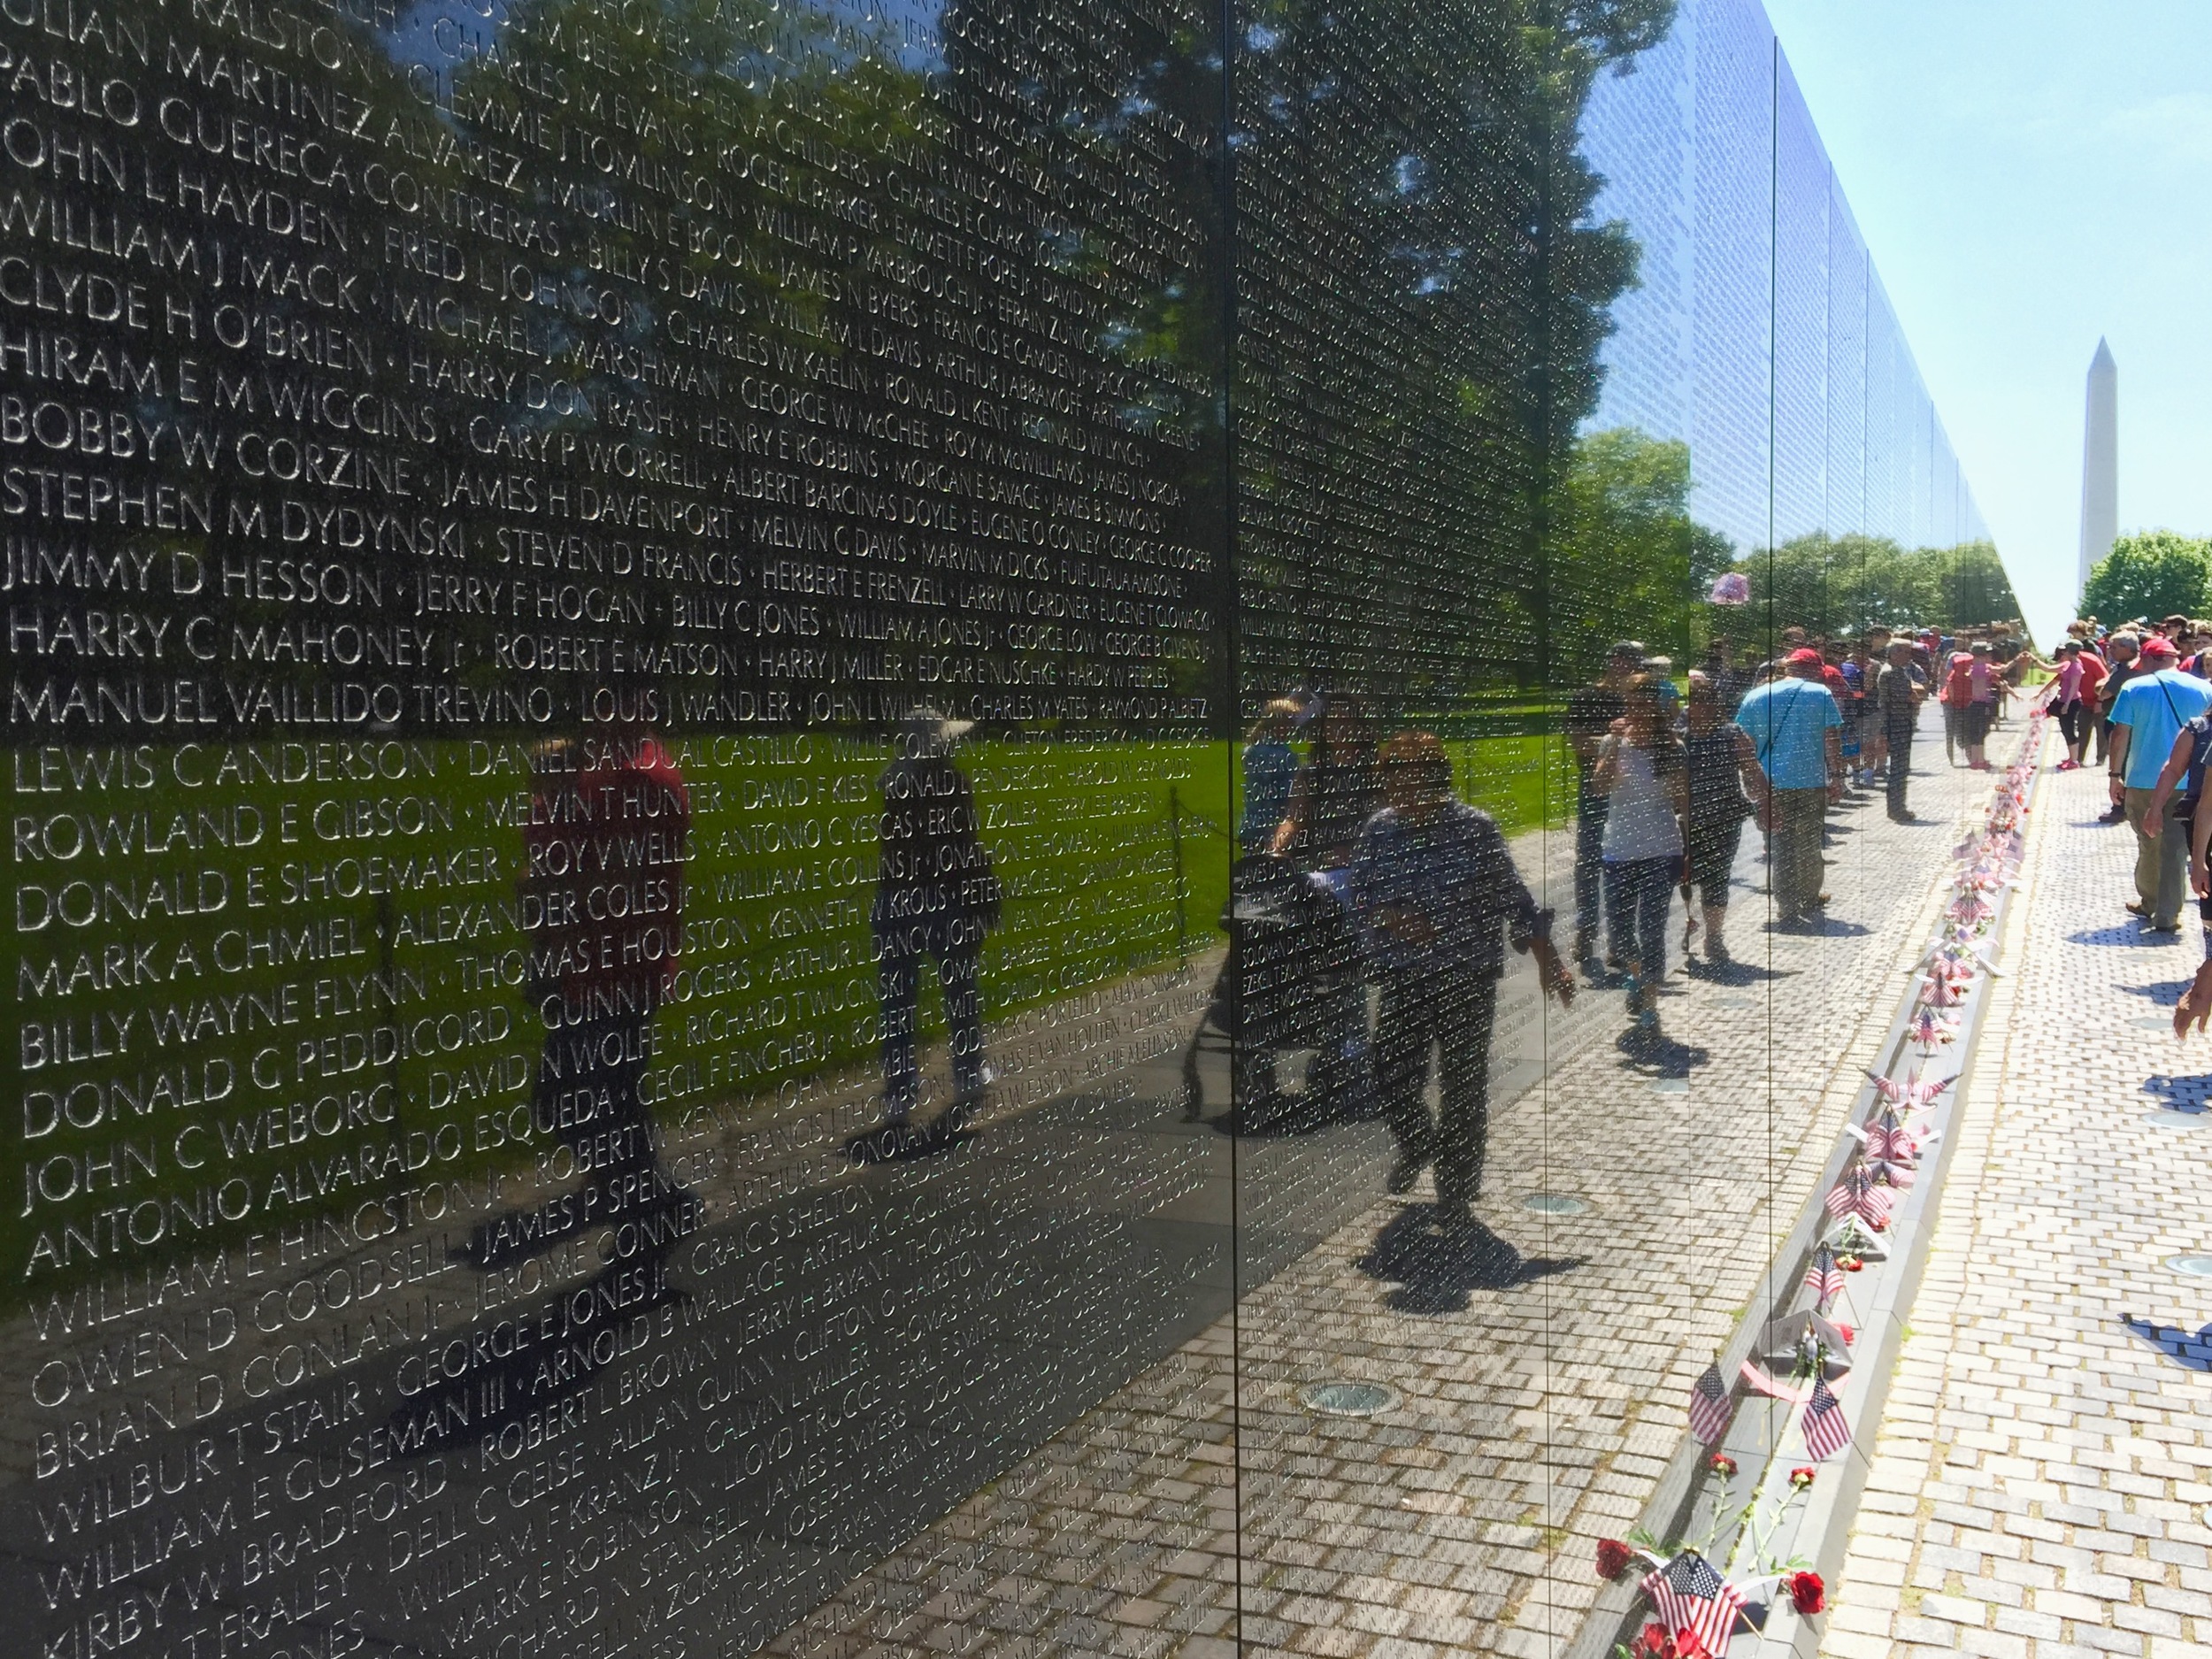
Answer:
[
  {"xmin": 1298, "ymin": 1381, "xmax": 1399, "ymax": 1417},
  {"xmin": 2134, "ymin": 1015, "xmax": 2178, "ymax": 1030},
  {"xmin": 1651, "ymin": 1078, "xmax": 1689, "ymax": 1095},
  {"xmin": 2147, "ymin": 1110, "xmax": 2212, "ymax": 1130},
  {"xmin": 2169, "ymin": 1256, "xmax": 2212, "ymax": 1278},
  {"xmin": 1524, "ymin": 1193, "xmax": 1591, "ymax": 1216}
]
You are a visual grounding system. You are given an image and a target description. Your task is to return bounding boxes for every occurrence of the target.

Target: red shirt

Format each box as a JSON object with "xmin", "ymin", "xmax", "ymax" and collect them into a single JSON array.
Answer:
[{"xmin": 523, "ymin": 735, "xmax": 690, "ymax": 1018}]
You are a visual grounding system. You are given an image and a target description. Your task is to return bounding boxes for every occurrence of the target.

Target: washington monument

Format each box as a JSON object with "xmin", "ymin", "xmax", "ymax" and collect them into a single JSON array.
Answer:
[{"xmin": 2079, "ymin": 339, "xmax": 2118, "ymax": 600}]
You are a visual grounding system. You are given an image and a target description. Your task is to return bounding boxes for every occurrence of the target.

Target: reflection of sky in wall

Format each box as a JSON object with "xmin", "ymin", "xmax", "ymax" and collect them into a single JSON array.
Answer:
[
  {"xmin": 1579, "ymin": 0, "xmax": 1990, "ymax": 555},
  {"xmin": 381, "ymin": 0, "xmax": 949, "ymax": 84}
]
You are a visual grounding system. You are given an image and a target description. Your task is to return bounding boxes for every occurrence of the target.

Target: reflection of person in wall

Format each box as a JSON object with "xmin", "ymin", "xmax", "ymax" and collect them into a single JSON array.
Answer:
[
  {"xmin": 1736, "ymin": 649, "xmax": 1844, "ymax": 929},
  {"xmin": 865, "ymin": 708, "xmax": 1002, "ymax": 1149},
  {"xmin": 1680, "ymin": 670, "xmax": 1763, "ymax": 964},
  {"xmin": 1594, "ymin": 677, "xmax": 1686, "ymax": 1042},
  {"xmin": 1240, "ymin": 697, "xmax": 1304, "ymax": 853},
  {"xmin": 1564, "ymin": 642, "xmax": 1643, "ymax": 979},
  {"xmin": 1270, "ymin": 693, "xmax": 1378, "ymax": 868},
  {"xmin": 1350, "ymin": 732, "xmax": 1574, "ymax": 1229},
  {"xmin": 459, "ymin": 726, "xmax": 697, "ymax": 1273}
]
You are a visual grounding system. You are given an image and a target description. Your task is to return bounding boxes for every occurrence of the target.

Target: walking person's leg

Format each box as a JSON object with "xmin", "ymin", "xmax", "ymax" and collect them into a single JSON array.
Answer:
[
  {"xmin": 1430, "ymin": 976, "xmax": 1498, "ymax": 1220},
  {"xmin": 2158, "ymin": 810, "xmax": 2192, "ymax": 929},
  {"xmin": 1775, "ymin": 789, "xmax": 1821, "ymax": 918},
  {"xmin": 877, "ymin": 931, "xmax": 923, "ymax": 1119},
  {"xmin": 1375, "ymin": 972, "xmax": 1437, "ymax": 1193},
  {"xmin": 2124, "ymin": 788, "xmax": 2164, "ymax": 916},
  {"xmin": 1604, "ymin": 860, "xmax": 1637, "ymax": 1008},
  {"xmin": 1574, "ymin": 785, "xmax": 1609, "ymax": 968},
  {"xmin": 1887, "ymin": 726, "xmax": 1915, "ymax": 818},
  {"xmin": 1631, "ymin": 857, "xmax": 1674, "ymax": 1030}
]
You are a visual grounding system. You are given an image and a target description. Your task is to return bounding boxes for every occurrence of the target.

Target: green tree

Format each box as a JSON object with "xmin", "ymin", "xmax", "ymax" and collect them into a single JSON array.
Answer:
[
  {"xmin": 2081, "ymin": 531, "xmax": 2212, "ymax": 625},
  {"xmin": 1554, "ymin": 426, "xmax": 1696, "ymax": 667}
]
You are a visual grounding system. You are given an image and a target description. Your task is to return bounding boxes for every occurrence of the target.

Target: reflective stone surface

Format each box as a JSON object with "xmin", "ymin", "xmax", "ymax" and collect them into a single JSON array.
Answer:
[{"xmin": 0, "ymin": 0, "xmax": 2001, "ymax": 1653}]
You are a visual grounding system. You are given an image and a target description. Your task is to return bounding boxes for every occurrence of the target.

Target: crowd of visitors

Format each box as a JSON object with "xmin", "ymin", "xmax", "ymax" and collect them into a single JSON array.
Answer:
[{"xmin": 1228, "ymin": 621, "xmax": 2047, "ymax": 1225}]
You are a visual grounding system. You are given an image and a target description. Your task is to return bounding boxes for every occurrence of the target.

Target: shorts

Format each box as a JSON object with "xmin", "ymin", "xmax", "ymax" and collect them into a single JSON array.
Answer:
[
  {"xmin": 1961, "ymin": 701, "xmax": 1993, "ymax": 744},
  {"xmin": 1685, "ymin": 818, "xmax": 1744, "ymax": 902}
]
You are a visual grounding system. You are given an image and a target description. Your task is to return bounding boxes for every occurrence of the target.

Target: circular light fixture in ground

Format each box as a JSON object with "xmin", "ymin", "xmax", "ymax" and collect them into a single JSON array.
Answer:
[
  {"xmin": 2147, "ymin": 1110, "xmax": 2211, "ymax": 1130},
  {"xmin": 2168, "ymin": 1256, "xmax": 2212, "ymax": 1278},
  {"xmin": 1525, "ymin": 1193, "xmax": 1591, "ymax": 1216},
  {"xmin": 2134, "ymin": 1016, "xmax": 2177, "ymax": 1030},
  {"xmin": 1298, "ymin": 1381, "xmax": 1399, "ymax": 1417}
]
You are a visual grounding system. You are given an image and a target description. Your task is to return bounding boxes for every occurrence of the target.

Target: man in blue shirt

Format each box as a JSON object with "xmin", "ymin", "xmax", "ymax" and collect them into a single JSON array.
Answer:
[
  {"xmin": 2109, "ymin": 634, "xmax": 2212, "ymax": 929},
  {"xmin": 1349, "ymin": 731, "xmax": 1574, "ymax": 1227},
  {"xmin": 1734, "ymin": 649, "xmax": 1845, "ymax": 926}
]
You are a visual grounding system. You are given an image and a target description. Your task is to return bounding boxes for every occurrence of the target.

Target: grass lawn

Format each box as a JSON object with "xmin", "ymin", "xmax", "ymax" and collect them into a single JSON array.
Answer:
[{"xmin": 11, "ymin": 727, "xmax": 1569, "ymax": 1304}]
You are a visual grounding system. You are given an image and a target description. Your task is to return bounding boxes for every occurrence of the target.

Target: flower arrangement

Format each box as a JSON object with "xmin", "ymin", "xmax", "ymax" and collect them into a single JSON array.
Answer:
[{"xmin": 1617, "ymin": 1623, "xmax": 1710, "ymax": 1659}]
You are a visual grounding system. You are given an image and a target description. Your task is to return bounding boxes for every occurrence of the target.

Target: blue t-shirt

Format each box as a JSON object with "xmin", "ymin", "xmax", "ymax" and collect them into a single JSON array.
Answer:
[
  {"xmin": 2111, "ymin": 670, "xmax": 2212, "ymax": 790},
  {"xmin": 1735, "ymin": 679, "xmax": 1843, "ymax": 791}
]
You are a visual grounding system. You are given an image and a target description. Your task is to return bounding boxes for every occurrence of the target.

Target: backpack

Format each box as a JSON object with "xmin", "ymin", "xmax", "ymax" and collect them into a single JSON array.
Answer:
[{"xmin": 1942, "ymin": 661, "xmax": 1975, "ymax": 704}]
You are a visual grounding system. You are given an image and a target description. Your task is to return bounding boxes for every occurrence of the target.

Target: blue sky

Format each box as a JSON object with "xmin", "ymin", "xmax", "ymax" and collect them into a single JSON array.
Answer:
[{"xmin": 1763, "ymin": 0, "xmax": 2212, "ymax": 644}]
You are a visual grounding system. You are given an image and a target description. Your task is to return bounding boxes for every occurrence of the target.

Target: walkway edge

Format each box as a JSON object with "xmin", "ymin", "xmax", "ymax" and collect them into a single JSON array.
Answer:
[{"xmin": 1563, "ymin": 723, "xmax": 2050, "ymax": 1659}]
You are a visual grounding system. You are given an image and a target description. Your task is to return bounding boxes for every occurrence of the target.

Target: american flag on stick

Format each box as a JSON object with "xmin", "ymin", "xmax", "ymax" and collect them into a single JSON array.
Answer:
[
  {"xmin": 1687, "ymin": 1361, "xmax": 1733, "ymax": 1444},
  {"xmin": 1805, "ymin": 1244, "xmax": 1845, "ymax": 1310},
  {"xmin": 1825, "ymin": 1166, "xmax": 1893, "ymax": 1227},
  {"xmin": 1802, "ymin": 1375, "xmax": 1851, "ymax": 1461},
  {"xmin": 1640, "ymin": 1551, "xmax": 1748, "ymax": 1655}
]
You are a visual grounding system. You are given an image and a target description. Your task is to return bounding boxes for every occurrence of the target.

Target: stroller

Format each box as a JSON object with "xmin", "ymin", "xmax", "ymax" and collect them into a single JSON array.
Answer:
[{"xmin": 1182, "ymin": 856, "xmax": 1369, "ymax": 1126}]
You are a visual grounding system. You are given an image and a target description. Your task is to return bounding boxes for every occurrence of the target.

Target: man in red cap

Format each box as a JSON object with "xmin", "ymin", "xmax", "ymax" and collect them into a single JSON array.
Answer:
[
  {"xmin": 1734, "ymin": 649, "xmax": 1845, "ymax": 926},
  {"xmin": 2109, "ymin": 634, "xmax": 2212, "ymax": 930}
]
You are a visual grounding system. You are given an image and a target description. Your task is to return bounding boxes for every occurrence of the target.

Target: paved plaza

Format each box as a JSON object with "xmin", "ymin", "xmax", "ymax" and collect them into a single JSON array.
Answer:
[
  {"xmin": 767, "ymin": 708, "xmax": 2016, "ymax": 1659},
  {"xmin": 1822, "ymin": 735, "xmax": 2212, "ymax": 1658}
]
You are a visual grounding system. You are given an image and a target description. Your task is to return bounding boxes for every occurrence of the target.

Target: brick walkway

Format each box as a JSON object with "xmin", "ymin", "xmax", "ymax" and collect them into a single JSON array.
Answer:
[
  {"xmin": 1823, "ymin": 735, "xmax": 2212, "ymax": 1658},
  {"xmin": 769, "ymin": 710, "xmax": 2002, "ymax": 1659}
]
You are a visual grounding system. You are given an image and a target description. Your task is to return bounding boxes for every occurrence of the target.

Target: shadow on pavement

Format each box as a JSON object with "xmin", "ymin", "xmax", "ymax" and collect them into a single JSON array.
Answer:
[
  {"xmin": 2123, "ymin": 1313, "xmax": 2212, "ymax": 1371},
  {"xmin": 2142, "ymin": 1074, "xmax": 2212, "ymax": 1110},
  {"xmin": 1354, "ymin": 1206, "xmax": 1584, "ymax": 1315},
  {"xmin": 2121, "ymin": 979, "xmax": 2192, "ymax": 1006},
  {"xmin": 2068, "ymin": 924, "xmax": 2184, "ymax": 948}
]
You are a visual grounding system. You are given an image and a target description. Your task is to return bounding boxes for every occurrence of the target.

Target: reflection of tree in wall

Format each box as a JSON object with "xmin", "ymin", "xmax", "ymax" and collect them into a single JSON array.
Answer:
[
  {"xmin": 1707, "ymin": 534, "xmax": 2024, "ymax": 644},
  {"xmin": 1231, "ymin": 0, "xmax": 1675, "ymax": 710}
]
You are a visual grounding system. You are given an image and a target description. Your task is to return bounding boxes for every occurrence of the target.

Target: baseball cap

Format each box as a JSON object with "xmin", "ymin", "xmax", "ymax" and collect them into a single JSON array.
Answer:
[
  {"xmin": 1786, "ymin": 648, "xmax": 1823, "ymax": 665},
  {"xmin": 2139, "ymin": 634, "xmax": 2179, "ymax": 659}
]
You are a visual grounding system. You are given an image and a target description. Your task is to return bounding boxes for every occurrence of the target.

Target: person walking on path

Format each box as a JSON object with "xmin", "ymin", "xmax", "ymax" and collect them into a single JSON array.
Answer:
[
  {"xmin": 870, "ymin": 709, "xmax": 1002, "ymax": 1142},
  {"xmin": 2108, "ymin": 634, "xmax": 2212, "ymax": 932},
  {"xmin": 1593, "ymin": 677, "xmax": 1688, "ymax": 1039},
  {"xmin": 2041, "ymin": 640, "xmax": 2093, "ymax": 771},
  {"xmin": 1271, "ymin": 693, "xmax": 1379, "ymax": 870},
  {"xmin": 1349, "ymin": 731, "xmax": 1574, "ymax": 1228},
  {"xmin": 2096, "ymin": 631, "xmax": 2143, "ymax": 814},
  {"xmin": 1874, "ymin": 638, "xmax": 1925, "ymax": 821},
  {"xmin": 1239, "ymin": 698, "xmax": 1302, "ymax": 853},
  {"xmin": 1968, "ymin": 639, "xmax": 2003, "ymax": 768},
  {"xmin": 1736, "ymin": 648, "xmax": 1845, "ymax": 927},
  {"xmin": 1565, "ymin": 641, "xmax": 1643, "ymax": 977},
  {"xmin": 1680, "ymin": 669, "xmax": 1763, "ymax": 965}
]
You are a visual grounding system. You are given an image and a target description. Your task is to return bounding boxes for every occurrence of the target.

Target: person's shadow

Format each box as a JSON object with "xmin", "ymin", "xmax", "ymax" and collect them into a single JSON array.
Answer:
[
  {"xmin": 1684, "ymin": 956, "xmax": 1791, "ymax": 985},
  {"xmin": 1765, "ymin": 915, "xmax": 1872, "ymax": 938},
  {"xmin": 2123, "ymin": 1312, "xmax": 2212, "ymax": 1371},
  {"xmin": 2069, "ymin": 924, "xmax": 2183, "ymax": 948},
  {"xmin": 1354, "ymin": 1206, "xmax": 1582, "ymax": 1314},
  {"xmin": 2143, "ymin": 1074, "xmax": 2212, "ymax": 1111},
  {"xmin": 2122, "ymin": 979, "xmax": 2192, "ymax": 1007},
  {"xmin": 1615, "ymin": 1032, "xmax": 1710, "ymax": 1078}
]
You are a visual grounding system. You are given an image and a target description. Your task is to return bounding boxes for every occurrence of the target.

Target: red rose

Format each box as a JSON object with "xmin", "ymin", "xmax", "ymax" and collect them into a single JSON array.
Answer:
[
  {"xmin": 1789, "ymin": 1466, "xmax": 1816, "ymax": 1491},
  {"xmin": 1709, "ymin": 1453, "xmax": 1737, "ymax": 1478},
  {"xmin": 1597, "ymin": 1539, "xmax": 1632, "ymax": 1578},
  {"xmin": 1837, "ymin": 1323, "xmax": 1856, "ymax": 1344},
  {"xmin": 1628, "ymin": 1624, "xmax": 1671, "ymax": 1658},
  {"xmin": 1788, "ymin": 1571, "xmax": 1826, "ymax": 1616}
]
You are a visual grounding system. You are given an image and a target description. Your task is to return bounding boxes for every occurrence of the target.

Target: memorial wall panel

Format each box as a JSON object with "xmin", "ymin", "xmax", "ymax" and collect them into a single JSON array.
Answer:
[{"xmin": 1, "ymin": 0, "xmax": 2001, "ymax": 1653}]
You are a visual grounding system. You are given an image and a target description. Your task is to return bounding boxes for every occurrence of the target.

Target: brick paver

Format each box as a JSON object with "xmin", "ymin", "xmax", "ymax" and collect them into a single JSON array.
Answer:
[
  {"xmin": 766, "ymin": 710, "xmax": 2003, "ymax": 1659},
  {"xmin": 1823, "ymin": 735, "xmax": 2212, "ymax": 1658}
]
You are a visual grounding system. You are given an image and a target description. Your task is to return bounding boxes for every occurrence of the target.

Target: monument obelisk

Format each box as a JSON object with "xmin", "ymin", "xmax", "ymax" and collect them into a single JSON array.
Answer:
[{"xmin": 2078, "ymin": 339, "xmax": 2118, "ymax": 601}]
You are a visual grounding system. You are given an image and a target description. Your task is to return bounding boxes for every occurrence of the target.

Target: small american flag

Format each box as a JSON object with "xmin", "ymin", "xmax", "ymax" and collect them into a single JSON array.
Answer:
[
  {"xmin": 1826, "ymin": 1167, "xmax": 1893, "ymax": 1227},
  {"xmin": 1640, "ymin": 1551, "xmax": 1747, "ymax": 1655},
  {"xmin": 1688, "ymin": 1362, "xmax": 1733, "ymax": 1444},
  {"xmin": 1805, "ymin": 1244, "xmax": 1845, "ymax": 1310},
  {"xmin": 1802, "ymin": 1376, "xmax": 1851, "ymax": 1461},
  {"xmin": 1866, "ymin": 1110, "xmax": 1916, "ymax": 1162}
]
